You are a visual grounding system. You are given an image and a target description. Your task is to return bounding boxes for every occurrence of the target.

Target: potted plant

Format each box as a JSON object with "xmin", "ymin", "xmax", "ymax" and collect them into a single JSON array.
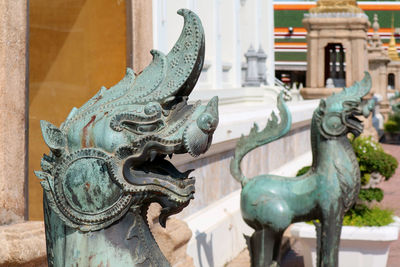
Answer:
[{"xmin": 291, "ymin": 136, "xmax": 399, "ymax": 267}]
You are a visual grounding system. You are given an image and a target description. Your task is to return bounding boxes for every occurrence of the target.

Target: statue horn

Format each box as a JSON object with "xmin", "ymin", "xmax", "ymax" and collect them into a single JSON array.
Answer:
[
  {"xmin": 340, "ymin": 71, "xmax": 372, "ymax": 99},
  {"xmin": 358, "ymin": 71, "xmax": 372, "ymax": 97},
  {"xmin": 127, "ymin": 9, "xmax": 205, "ymax": 104}
]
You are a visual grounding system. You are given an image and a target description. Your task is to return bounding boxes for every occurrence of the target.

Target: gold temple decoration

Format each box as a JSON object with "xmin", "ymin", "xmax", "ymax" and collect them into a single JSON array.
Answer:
[
  {"xmin": 310, "ymin": 0, "xmax": 363, "ymax": 14},
  {"xmin": 388, "ymin": 14, "xmax": 400, "ymax": 61}
]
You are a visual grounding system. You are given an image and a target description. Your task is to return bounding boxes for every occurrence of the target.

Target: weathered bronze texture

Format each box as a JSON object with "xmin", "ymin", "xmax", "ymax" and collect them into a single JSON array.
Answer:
[
  {"xmin": 231, "ymin": 73, "xmax": 374, "ymax": 267},
  {"xmin": 390, "ymin": 91, "xmax": 400, "ymax": 113},
  {"xmin": 36, "ymin": 9, "xmax": 219, "ymax": 266}
]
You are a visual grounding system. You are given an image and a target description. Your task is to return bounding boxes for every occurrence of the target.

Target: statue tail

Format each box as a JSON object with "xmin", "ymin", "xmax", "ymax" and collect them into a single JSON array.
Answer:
[{"xmin": 230, "ymin": 93, "xmax": 292, "ymax": 186}]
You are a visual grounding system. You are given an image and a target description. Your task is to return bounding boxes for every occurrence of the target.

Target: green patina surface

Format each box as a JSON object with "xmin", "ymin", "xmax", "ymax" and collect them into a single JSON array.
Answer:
[
  {"xmin": 231, "ymin": 73, "xmax": 374, "ymax": 267},
  {"xmin": 36, "ymin": 9, "xmax": 219, "ymax": 267}
]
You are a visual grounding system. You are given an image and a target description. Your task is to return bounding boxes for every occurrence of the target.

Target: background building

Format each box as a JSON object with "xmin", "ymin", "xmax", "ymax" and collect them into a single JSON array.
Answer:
[{"xmin": 274, "ymin": 1, "xmax": 400, "ymax": 87}]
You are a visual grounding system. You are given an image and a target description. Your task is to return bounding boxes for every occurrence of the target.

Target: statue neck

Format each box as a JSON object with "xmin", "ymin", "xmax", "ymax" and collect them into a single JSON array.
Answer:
[
  {"xmin": 310, "ymin": 116, "xmax": 356, "ymax": 172},
  {"xmin": 45, "ymin": 202, "xmax": 170, "ymax": 267}
]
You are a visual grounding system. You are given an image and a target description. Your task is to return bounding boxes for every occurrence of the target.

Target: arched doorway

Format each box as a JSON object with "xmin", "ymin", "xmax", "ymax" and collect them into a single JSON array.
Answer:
[
  {"xmin": 388, "ymin": 73, "xmax": 395, "ymax": 90},
  {"xmin": 324, "ymin": 43, "xmax": 346, "ymax": 87}
]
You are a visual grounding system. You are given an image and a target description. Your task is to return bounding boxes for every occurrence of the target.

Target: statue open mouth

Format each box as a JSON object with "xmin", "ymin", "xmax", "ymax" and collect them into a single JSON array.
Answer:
[
  {"xmin": 124, "ymin": 154, "xmax": 195, "ymax": 203},
  {"xmin": 344, "ymin": 113, "xmax": 364, "ymax": 136},
  {"xmin": 119, "ymin": 152, "xmax": 196, "ymax": 227},
  {"xmin": 343, "ymin": 99, "xmax": 374, "ymax": 136}
]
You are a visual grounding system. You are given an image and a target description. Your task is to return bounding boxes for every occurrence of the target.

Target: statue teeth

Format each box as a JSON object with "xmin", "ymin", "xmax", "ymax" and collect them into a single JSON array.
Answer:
[{"xmin": 150, "ymin": 151, "xmax": 157, "ymax": 162}]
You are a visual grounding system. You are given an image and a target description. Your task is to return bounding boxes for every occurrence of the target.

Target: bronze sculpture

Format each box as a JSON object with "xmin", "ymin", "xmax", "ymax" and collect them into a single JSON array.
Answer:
[
  {"xmin": 36, "ymin": 9, "xmax": 219, "ymax": 266},
  {"xmin": 231, "ymin": 73, "xmax": 374, "ymax": 267}
]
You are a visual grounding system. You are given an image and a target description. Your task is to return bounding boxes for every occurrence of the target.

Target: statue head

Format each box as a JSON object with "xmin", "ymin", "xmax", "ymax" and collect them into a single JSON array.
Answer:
[
  {"xmin": 315, "ymin": 72, "xmax": 374, "ymax": 139},
  {"xmin": 36, "ymin": 9, "xmax": 219, "ymax": 231}
]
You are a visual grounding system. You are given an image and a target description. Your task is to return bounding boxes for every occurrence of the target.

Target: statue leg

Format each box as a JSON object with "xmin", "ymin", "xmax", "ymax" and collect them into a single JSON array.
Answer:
[
  {"xmin": 313, "ymin": 220, "xmax": 322, "ymax": 267},
  {"xmin": 317, "ymin": 208, "xmax": 344, "ymax": 267},
  {"xmin": 249, "ymin": 228, "xmax": 283, "ymax": 267}
]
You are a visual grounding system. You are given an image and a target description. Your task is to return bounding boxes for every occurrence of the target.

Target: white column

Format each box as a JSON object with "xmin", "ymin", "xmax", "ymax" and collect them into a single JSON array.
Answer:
[
  {"xmin": 152, "ymin": 0, "xmax": 168, "ymax": 53},
  {"xmin": 233, "ymin": 0, "xmax": 242, "ymax": 88},
  {"xmin": 255, "ymin": 0, "xmax": 261, "ymax": 48},
  {"xmin": 213, "ymin": 0, "xmax": 222, "ymax": 89},
  {"xmin": 266, "ymin": 0, "xmax": 275, "ymax": 86},
  {"xmin": 186, "ymin": 0, "xmax": 197, "ymax": 12}
]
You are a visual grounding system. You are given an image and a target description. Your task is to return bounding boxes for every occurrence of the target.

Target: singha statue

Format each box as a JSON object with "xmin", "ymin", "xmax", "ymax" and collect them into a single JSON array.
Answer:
[
  {"xmin": 36, "ymin": 9, "xmax": 219, "ymax": 267},
  {"xmin": 230, "ymin": 73, "xmax": 374, "ymax": 267}
]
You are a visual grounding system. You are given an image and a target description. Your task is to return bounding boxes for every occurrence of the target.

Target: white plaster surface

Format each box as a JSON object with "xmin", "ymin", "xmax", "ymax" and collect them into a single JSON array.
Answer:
[{"xmin": 291, "ymin": 219, "xmax": 400, "ymax": 267}]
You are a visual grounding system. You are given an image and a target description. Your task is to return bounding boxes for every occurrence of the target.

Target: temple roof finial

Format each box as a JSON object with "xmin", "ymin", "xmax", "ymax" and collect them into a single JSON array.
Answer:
[
  {"xmin": 310, "ymin": 0, "xmax": 363, "ymax": 14},
  {"xmin": 388, "ymin": 13, "xmax": 400, "ymax": 61}
]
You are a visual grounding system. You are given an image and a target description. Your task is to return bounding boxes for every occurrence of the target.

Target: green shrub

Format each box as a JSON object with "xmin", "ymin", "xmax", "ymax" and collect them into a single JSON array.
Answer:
[
  {"xmin": 351, "ymin": 136, "xmax": 398, "ymax": 180},
  {"xmin": 384, "ymin": 112, "xmax": 400, "ymax": 133},
  {"xmin": 361, "ymin": 173, "xmax": 370, "ymax": 186},
  {"xmin": 352, "ymin": 135, "xmax": 383, "ymax": 154},
  {"xmin": 343, "ymin": 205, "xmax": 394, "ymax": 227},
  {"xmin": 357, "ymin": 149, "xmax": 398, "ymax": 180},
  {"xmin": 358, "ymin": 188, "xmax": 383, "ymax": 202},
  {"xmin": 296, "ymin": 166, "xmax": 311, "ymax": 176},
  {"xmin": 389, "ymin": 112, "xmax": 400, "ymax": 125},
  {"xmin": 384, "ymin": 120, "xmax": 399, "ymax": 133},
  {"xmin": 308, "ymin": 205, "xmax": 394, "ymax": 227}
]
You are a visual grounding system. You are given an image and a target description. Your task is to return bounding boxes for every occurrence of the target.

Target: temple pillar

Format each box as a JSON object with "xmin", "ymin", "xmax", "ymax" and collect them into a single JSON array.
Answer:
[
  {"xmin": 368, "ymin": 58, "xmax": 390, "ymax": 120},
  {"xmin": 127, "ymin": 0, "xmax": 154, "ymax": 72},
  {"xmin": 0, "ymin": 1, "xmax": 47, "ymax": 266},
  {"xmin": 0, "ymin": 0, "xmax": 28, "ymax": 226},
  {"xmin": 368, "ymin": 14, "xmax": 390, "ymax": 124}
]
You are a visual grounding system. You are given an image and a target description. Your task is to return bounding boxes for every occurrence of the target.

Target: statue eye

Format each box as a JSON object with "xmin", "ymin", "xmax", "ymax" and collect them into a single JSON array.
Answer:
[
  {"xmin": 122, "ymin": 120, "xmax": 165, "ymax": 134},
  {"xmin": 329, "ymin": 116, "xmax": 341, "ymax": 128},
  {"xmin": 322, "ymin": 113, "xmax": 346, "ymax": 136},
  {"xmin": 197, "ymin": 113, "xmax": 213, "ymax": 132},
  {"xmin": 343, "ymin": 101, "xmax": 358, "ymax": 109}
]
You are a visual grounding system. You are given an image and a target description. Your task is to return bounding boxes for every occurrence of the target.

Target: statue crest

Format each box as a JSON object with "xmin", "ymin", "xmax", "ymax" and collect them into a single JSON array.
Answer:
[{"xmin": 36, "ymin": 9, "xmax": 219, "ymax": 266}]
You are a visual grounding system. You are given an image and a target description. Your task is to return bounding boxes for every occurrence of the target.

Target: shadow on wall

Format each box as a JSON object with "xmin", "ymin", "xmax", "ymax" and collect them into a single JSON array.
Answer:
[{"xmin": 196, "ymin": 231, "xmax": 214, "ymax": 267}]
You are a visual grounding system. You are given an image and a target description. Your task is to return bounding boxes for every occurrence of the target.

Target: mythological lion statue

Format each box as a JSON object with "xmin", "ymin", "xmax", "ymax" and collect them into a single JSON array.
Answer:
[
  {"xmin": 231, "ymin": 73, "xmax": 374, "ymax": 267},
  {"xmin": 36, "ymin": 9, "xmax": 219, "ymax": 267}
]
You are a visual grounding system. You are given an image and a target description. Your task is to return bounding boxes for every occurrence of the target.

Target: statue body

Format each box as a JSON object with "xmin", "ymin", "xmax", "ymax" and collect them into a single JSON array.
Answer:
[
  {"xmin": 36, "ymin": 9, "xmax": 219, "ymax": 267},
  {"xmin": 231, "ymin": 73, "xmax": 374, "ymax": 267}
]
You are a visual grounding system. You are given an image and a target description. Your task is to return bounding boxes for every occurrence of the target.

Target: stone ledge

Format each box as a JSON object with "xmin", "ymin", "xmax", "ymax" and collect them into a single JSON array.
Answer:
[
  {"xmin": 300, "ymin": 87, "xmax": 344, "ymax": 99},
  {"xmin": 0, "ymin": 221, "xmax": 47, "ymax": 267}
]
